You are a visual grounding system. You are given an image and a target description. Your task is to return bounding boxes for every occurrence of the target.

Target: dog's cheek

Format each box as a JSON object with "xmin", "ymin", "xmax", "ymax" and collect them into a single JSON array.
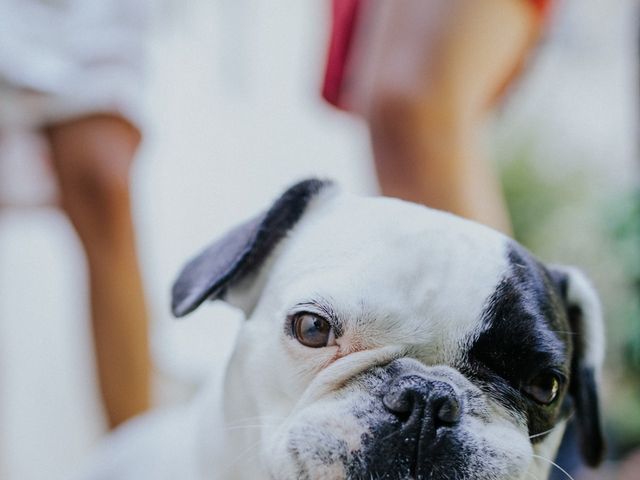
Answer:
[
  {"xmin": 265, "ymin": 394, "xmax": 378, "ymax": 479},
  {"xmin": 286, "ymin": 428, "xmax": 350, "ymax": 480},
  {"xmin": 457, "ymin": 415, "xmax": 533, "ymax": 479}
]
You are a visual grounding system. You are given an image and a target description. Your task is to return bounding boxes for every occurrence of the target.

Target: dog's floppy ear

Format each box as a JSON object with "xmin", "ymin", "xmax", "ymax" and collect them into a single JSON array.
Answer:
[
  {"xmin": 171, "ymin": 179, "xmax": 331, "ymax": 317},
  {"xmin": 549, "ymin": 266, "xmax": 606, "ymax": 467}
]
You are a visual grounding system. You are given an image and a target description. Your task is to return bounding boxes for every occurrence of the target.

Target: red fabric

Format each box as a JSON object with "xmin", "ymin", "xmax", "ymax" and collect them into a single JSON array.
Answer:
[
  {"xmin": 530, "ymin": 0, "xmax": 553, "ymax": 17},
  {"xmin": 322, "ymin": 0, "xmax": 554, "ymax": 110},
  {"xmin": 322, "ymin": 0, "xmax": 362, "ymax": 108}
]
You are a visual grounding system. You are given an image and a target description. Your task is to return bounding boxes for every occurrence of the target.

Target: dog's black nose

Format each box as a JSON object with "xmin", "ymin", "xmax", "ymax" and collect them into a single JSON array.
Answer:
[
  {"xmin": 383, "ymin": 375, "xmax": 462, "ymax": 429},
  {"xmin": 377, "ymin": 375, "xmax": 463, "ymax": 478},
  {"xmin": 348, "ymin": 373, "xmax": 464, "ymax": 479}
]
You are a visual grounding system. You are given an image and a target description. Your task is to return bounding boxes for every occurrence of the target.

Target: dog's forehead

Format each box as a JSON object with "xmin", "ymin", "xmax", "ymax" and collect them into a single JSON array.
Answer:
[{"xmin": 268, "ymin": 193, "xmax": 512, "ymax": 348}]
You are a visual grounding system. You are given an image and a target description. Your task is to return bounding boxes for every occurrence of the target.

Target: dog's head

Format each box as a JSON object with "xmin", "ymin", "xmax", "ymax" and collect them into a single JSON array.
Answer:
[{"xmin": 172, "ymin": 180, "xmax": 605, "ymax": 479}]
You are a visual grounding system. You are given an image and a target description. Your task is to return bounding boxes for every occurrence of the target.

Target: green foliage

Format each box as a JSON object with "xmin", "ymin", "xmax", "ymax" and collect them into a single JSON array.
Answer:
[
  {"xmin": 604, "ymin": 190, "xmax": 640, "ymax": 377},
  {"xmin": 499, "ymin": 139, "xmax": 587, "ymax": 250}
]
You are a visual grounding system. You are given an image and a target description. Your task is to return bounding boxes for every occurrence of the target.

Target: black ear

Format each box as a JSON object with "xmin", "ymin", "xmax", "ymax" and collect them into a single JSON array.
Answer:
[
  {"xmin": 171, "ymin": 179, "xmax": 331, "ymax": 317},
  {"xmin": 550, "ymin": 267, "xmax": 606, "ymax": 467}
]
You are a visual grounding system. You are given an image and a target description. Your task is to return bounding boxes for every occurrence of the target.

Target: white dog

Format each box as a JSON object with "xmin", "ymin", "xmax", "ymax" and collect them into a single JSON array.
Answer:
[{"xmin": 81, "ymin": 179, "xmax": 605, "ymax": 479}]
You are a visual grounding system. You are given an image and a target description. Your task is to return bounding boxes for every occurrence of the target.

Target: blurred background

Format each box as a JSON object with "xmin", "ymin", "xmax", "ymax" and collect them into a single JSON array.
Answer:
[{"xmin": 0, "ymin": 0, "xmax": 638, "ymax": 479}]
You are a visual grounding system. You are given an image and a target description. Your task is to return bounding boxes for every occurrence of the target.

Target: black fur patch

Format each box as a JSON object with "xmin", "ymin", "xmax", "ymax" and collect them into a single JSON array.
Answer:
[
  {"xmin": 171, "ymin": 178, "xmax": 330, "ymax": 317},
  {"xmin": 465, "ymin": 242, "xmax": 573, "ymax": 442}
]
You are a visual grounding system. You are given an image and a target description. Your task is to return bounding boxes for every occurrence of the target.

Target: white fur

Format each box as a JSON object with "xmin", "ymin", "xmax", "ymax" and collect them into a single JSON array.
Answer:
[
  {"xmin": 552, "ymin": 265, "xmax": 606, "ymax": 371},
  {"xmin": 78, "ymin": 190, "xmax": 600, "ymax": 480}
]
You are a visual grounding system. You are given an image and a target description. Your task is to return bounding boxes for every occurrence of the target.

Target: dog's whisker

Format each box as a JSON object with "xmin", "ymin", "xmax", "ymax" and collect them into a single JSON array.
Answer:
[
  {"xmin": 224, "ymin": 419, "xmax": 285, "ymax": 428},
  {"xmin": 222, "ymin": 437, "xmax": 265, "ymax": 474},
  {"xmin": 529, "ymin": 426, "xmax": 558, "ymax": 439},
  {"xmin": 224, "ymin": 415, "xmax": 287, "ymax": 427},
  {"xmin": 227, "ymin": 414, "xmax": 287, "ymax": 421},
  {"xmin": 531, "ymin": 454, "xmax": 575, "ymax": 480},
  {"xmin": 529, "ymin": 412, "xmax": 575, "ymax": 439},
  {"xmin": 227, "ymin": 417, "xmax": 286, "ymax": 427},
  {"xmin": 222, "ymin": 424, "xmax": 281, "ymax": 433},
  {"xmin": 223, "ymin": 424, "xmax": 280, "ymax": 432}
]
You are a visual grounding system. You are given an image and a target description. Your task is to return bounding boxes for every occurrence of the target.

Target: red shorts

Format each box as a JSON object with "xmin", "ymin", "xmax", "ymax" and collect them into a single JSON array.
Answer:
[{"xmin": 322, "ymin": 0, "xmax": 554, "ymax": 110}]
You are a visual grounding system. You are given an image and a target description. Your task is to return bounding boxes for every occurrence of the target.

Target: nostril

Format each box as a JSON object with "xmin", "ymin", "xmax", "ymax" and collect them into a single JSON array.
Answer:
[
  {"xmin": 433, "ymin": 394, "xmax": 461, "ymax": 426},
  {"xmin": 382, "ymin": 389, "xmax": 415, "ymax": 422}
]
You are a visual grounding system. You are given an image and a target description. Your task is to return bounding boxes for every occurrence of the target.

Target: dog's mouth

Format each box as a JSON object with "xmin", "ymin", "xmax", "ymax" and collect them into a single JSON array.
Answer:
[
  {"xmin": 284, "ymin": 412, "xmax": 533, "ymax": 480},
  {"xmin": 345, "ymin": 423, "xmax": 461, "ymax": 480},
  {"xmin": 274, "ymin": 362, "xmax": 533, "ymax": 480}
]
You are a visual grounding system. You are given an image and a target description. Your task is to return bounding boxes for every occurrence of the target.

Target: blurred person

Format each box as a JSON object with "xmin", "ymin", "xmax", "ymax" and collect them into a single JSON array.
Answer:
[
  {"xmin": 0, "ymin": 0, "xmax": 152, "ymax": 429},
  {"xmin": 323, "ymin": 0, "xmax": 554, "ymax": 234}
]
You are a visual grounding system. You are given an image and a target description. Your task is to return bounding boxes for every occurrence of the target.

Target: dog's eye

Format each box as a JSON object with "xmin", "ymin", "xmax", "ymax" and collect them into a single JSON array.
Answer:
[
  {"xmin": 523, "ymin": 371, "xmax": 562, "ymax": 405},
  {"xmin": 292, "ymin": 313, "xmax": 335, "ymax": 348}
]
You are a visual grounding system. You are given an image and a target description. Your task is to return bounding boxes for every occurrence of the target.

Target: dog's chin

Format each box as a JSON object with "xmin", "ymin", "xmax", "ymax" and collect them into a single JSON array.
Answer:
[{"xmin": 263, "ymin": 366, "xmax": 535, "ymax": 480}]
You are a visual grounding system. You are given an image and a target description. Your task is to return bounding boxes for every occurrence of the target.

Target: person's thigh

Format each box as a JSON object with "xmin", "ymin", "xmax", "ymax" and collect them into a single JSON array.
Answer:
[
  {"xmin": 357, "ymin": 0, "xmax": 541, "ymax": 118},
  {"xmin": 430, "ymin": 0, "xmax": 541, "ymax": 116}
]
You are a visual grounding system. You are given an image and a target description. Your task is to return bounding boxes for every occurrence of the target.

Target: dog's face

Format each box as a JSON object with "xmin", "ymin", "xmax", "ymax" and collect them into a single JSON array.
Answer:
[{"xmin": 172, "ymin": 180, "xmax": 605, "ymax": 480}]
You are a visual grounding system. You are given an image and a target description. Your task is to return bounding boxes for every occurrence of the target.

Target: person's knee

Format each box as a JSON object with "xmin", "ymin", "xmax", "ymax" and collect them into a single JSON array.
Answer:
[
  {"xmin": 369, "ymin": 90, "xmax": 420, "ymax": 140},
  {"xmin": 368, "ymin": 86, "xmax": 470, "ymax": 152}
]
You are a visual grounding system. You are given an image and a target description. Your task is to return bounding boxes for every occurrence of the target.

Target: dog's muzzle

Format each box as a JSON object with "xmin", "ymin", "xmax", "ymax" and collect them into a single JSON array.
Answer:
[{"xmin": 349, "ymin": 371, "xmax": 466, "ymax": 479}]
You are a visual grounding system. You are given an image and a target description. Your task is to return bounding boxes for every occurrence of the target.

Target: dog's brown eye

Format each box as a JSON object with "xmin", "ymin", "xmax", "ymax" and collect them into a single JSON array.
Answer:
[
  {"xmin": 524, "ymin": 372, "xmax": 561, "ymax": 405},
  {"xmin": 292, "ymin": 313, "xmax": 334, "ymax": 348}
]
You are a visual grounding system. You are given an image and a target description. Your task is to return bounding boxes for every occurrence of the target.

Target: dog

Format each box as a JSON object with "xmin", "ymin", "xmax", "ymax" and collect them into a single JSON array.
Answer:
[{"xmin": 81, "ymin": 179, "xmax": 605, "ymax": 479}]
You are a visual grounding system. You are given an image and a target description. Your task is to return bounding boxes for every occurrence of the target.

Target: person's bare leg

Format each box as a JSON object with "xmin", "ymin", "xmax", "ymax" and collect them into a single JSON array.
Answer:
[
  {"xmin": 47, "ymin": 114, "xmax": 150, "ymax": 429},
  {"xmin": 365, "ymin": 0, "xmax": 542, "ymax": 234}
]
